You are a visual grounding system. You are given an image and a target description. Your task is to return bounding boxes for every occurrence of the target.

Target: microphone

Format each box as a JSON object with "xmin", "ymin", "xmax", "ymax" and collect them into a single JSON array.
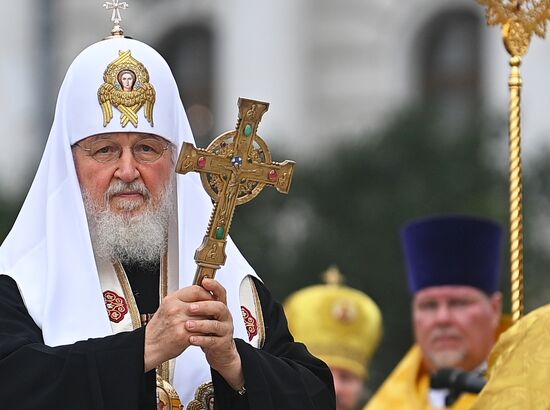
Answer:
[{"xmin": 430, "ymin": 367, "xmax": 486, "ymax": 394}]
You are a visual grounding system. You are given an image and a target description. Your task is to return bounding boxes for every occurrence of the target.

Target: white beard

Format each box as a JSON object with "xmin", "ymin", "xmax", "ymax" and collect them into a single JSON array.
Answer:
[
  {"xmin": 82, "ymin": 178, "xmax": 175, "ymax": 266},
  {"xmin": 428, "ymin": 349, "xmax": 466, "ymax": 369}
]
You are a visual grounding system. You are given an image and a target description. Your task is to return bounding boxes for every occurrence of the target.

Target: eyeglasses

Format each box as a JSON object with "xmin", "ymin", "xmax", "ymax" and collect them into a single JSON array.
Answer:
[{"xmin": 75, "ymin": 137, "xmax": 171, "ymax": 164}]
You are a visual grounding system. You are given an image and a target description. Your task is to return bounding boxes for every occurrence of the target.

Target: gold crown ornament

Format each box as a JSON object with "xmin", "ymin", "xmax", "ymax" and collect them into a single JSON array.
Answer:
[{"xmin": 284, "ymin": 266, "xmax": 382, "ymax": 379}]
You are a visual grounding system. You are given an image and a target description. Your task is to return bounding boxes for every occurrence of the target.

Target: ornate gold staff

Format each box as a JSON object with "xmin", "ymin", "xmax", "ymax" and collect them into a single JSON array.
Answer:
[
  {"xmin": 478, "ymin": 0, "xmax": 550, "ymax": 322},
  {"xmin": 176, "ymin": 98, "xmax": 295, "ymax": 285}
]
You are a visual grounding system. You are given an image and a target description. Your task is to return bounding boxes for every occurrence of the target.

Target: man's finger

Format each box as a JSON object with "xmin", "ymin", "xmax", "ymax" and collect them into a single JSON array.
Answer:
[
  {"xmin": 186, "ymin": 318, "xmax": 226, "ymax": 336},
  {"xmin": 201, "ymin": 278, "xmax": 227, "ymax": 304},
  {"xmin": 172, "ymin": 285, "xmax": 214, "ymax": 303},
  {"xmin": 187, "ymin": 300, "xmax": 229, "ymax": 320}
]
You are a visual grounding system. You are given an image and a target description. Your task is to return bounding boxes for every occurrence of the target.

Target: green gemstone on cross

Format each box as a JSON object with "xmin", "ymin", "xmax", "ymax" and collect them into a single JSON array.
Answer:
[
  {"xmin": 244, "ymin": 124, "xmax": 253, "ymax": 137},
  {"xmin": 215, "ymin": 226, "xmax": 225, "ymax": 239}
]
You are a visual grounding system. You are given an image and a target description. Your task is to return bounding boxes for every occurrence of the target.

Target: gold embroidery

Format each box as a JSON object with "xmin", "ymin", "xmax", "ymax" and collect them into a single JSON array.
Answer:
[
  {"xmin": 187, "ymin": 381, "xmax": 215, "ymax": 410},
  {"xmin": 249, "ymin": 277, "xmax": 266, "ymax": 348},
  {"xmin": 140, "ymin": 313, "xmax": 154, "ymax": 326},
  {"xmin": 156, "ymin": 374, "xmax": 184, "ymax": 410},
  {"xmin": 331, "ymin": 299, "xmax": 358, "ymax": 323},
  {"xmin": 97, "ymin": 50, "xmax": 155, "ymax": 127},
  {"xmin": 112, "ymin": 259, "xmax": 141, "ymax": 329},
  {"xmin": 112, "ymin": 258, "xmax": 181, "ymax": 408}
]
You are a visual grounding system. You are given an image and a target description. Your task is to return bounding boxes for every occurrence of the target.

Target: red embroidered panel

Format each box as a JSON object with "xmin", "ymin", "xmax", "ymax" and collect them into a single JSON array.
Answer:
[
  {"xmin": 241, "ymin": 306, "xmax": 257, "ymax": 341},
  {"xmin": 103, "ymin": 290, "xmax": 128, "ymax": 323}
]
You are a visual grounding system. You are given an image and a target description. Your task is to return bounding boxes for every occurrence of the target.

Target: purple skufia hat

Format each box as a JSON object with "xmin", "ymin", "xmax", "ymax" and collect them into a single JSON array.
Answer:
[{"xmin": 401, "ymin": 215, "xmax": 503, "ymax": 294}]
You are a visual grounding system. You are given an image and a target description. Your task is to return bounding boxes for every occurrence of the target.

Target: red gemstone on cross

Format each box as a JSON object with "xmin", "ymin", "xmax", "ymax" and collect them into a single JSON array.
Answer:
[
  {"xmin": 198, "ymin": 156, "xmax": 207, "ymax": 169},
  {"xmin": 268, "ymin": 169, "xmax": 278, "ymax": 181}
]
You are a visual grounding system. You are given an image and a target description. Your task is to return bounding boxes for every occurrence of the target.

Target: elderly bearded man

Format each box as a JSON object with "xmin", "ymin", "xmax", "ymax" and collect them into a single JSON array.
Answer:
[
  {"xmin": 364, "ymin": 215, "xmax": 505, "ymax": 410},
  {"xmin": 0, "ymin": 25, "xmax": 334, "ymax": 410}
]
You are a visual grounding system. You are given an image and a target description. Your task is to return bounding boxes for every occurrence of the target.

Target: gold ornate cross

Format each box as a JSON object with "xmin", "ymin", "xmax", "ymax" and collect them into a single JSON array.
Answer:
[
  {"xmin": 478, "ymin": 0, "xmax": 550, "ymax": 322},
  {"xmin": 176, "ymin": 98, "xmax": 295, "ymax": 285}
]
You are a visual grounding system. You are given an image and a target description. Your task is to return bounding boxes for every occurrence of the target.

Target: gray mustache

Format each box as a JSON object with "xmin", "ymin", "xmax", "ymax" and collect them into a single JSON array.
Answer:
[{"xmin": 105, "ymin": 180, "xmax": 150, "ymax": 200}]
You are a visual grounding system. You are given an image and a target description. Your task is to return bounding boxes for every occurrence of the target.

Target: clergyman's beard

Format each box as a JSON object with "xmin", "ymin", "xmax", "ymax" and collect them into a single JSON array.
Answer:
[
  {"xmin": 428, "ymin": 350, "xmax": 466, "ymax": 370},
  {"xmin": 427, "ymin": 327, "xmax": 466, "ymax": 369},
  {"xmin": 82, "ymin": 179, "xmax": 174, "ymax": 266}
]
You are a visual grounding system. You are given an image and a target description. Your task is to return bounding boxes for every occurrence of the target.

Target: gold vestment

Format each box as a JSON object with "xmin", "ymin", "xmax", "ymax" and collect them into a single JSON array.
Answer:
[
  {"xmin": 363, "ymin": 345, "xmax": 477, "ymax": 410},
  {"xmin": 472, "ymin": 304, "xmax": 550, "ymax": 409}
]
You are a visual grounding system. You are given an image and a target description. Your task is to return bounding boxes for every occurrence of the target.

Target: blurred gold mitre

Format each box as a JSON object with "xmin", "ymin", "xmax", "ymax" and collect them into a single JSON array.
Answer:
[{"xmin": 283, "ymin": 266, "xmax": 382, "ymax": 379}]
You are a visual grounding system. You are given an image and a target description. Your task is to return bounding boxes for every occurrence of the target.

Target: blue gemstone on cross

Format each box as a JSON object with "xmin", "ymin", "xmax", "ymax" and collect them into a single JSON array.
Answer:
[{"xmin": 231, "ymin": 156, "xmax": 243, "ymax": 167}]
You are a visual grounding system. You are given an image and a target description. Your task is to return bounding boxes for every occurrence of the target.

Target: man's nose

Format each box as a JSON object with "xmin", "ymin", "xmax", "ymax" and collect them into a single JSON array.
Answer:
[
  {"xmin": 433, "ymin": 304, "xmax": 453, "ymax": 323},
  {"xmin": 113, "ymin": 148, "xmax": 140, "ymax": 182}
]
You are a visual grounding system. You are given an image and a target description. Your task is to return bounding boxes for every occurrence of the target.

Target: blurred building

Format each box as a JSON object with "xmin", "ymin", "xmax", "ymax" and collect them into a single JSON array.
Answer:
[{"xmin": 2, "ymin": 0, "xmax": 550, "ymax": 199}]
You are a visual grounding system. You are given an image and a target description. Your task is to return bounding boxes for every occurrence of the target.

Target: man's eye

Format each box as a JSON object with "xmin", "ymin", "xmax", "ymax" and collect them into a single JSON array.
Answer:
[
  {"xmin": 449, "ymin": 299, "xmax": 472, "ymax": 308},
  {"xmin": 93, "ymin": 145, "xmax": 117, "ymax": 155},
  {"xmin": 418, "ymin": 301, "xmax": 438, "ymax": 311},
  {"xmin": 89, "ymin": 143, "xmax": 120, "ymax": 160},
  {"xmin": 139, "ymin": 144, "xmax": 155, "ymax": 152},
  {"xmin": 135, "ymin": 141, "xmax": 162, "ymax": 154},
  {"xmin": 98, "ymin": 146, "xmax": 114, "ymax": 154}
]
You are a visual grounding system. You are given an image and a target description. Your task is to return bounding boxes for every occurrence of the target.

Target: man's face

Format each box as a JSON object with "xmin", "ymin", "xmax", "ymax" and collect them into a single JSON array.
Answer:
[
  {"xmin": 331, "ymin": 366, "xmax": 365, "ymax": 410},
  {"xmin": 412, "ymin": 285, "xmax": 502, "ymax": 373},
  {"xmin": 73, "ymin": 132, "xmax": 173, "ymax": 216}
]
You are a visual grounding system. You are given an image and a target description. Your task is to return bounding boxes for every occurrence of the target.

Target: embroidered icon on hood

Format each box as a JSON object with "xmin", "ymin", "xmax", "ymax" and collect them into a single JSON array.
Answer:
[{"xmin": 98, "ymin": 49, "xmax": 156, "ymax": 127}]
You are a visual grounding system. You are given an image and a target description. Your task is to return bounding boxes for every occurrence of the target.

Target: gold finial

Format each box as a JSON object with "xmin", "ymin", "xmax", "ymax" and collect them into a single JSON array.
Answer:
[
  {"xmin": 103, "ymin": 0, "xmax": 129, "ymax": 37},
  {"xmin": 322, "ymin": 265, "xmax": 345, "ymax": 286},
  {"xmin": 478, "ymin": 0, "xmax": 550, "ymax": 322},
  {"xmin": 479, "ymin": 0, "xmax": 550, "ymax": 57}
]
